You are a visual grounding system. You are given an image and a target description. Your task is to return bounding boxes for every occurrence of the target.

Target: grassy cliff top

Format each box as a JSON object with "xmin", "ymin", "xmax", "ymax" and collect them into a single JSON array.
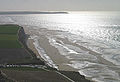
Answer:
[
  {"xmin": 0, "ymin": 25, "xmax": 19, "ymax": 34},
  {"xmin": 0, "ymin": 25, "xmax": 22, "ymax": 48}
]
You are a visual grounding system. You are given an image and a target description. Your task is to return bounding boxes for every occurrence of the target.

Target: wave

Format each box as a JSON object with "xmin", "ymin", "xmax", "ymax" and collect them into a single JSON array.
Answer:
[{"xmin": 30, "ymin": 35, "xmax": 58, "ymax": 69}]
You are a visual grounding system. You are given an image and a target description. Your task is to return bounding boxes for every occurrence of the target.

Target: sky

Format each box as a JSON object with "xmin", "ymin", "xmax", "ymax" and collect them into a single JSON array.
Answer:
[{"xmin": 0, "ymin": 0, "xmax": 120, "ymax": 11}]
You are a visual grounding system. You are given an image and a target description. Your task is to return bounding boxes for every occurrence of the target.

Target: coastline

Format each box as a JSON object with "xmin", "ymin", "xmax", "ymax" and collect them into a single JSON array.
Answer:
[
  {"xmin": 0, "ymin": 24, "xmax": 92, "ymax": 82},
  {"xmin": 0, "ymin": 11, "xmax": 120, "ymax": 82},
  {"xmin": 23, "ymin": 27, "xmax": 78, "ymax": 71},
  {"xmin": 22, "ymin": 26, "xmax": 93, "ymax": 82}
]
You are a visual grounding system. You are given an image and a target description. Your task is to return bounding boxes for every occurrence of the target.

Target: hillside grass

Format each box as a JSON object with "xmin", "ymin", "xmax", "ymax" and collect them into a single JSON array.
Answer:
[
  {"xmin": 0, "ymin": 25, "xmax": 19, "ymax": 34},
  {"xmin": 0, "ymin": 24, "xmax": 44, "ymax": 65},
  {"xmin": 0, "ymin": 25, "xmax": 22, "ymax": 48}
]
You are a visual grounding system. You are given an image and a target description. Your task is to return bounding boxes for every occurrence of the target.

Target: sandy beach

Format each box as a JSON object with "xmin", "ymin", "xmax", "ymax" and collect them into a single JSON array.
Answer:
[{"xmin": 23, "ymin": 26, "xmax": 78, "ymax": 71}]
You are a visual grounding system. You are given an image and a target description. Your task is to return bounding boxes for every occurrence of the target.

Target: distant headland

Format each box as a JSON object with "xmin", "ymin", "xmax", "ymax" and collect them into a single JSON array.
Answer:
[{"xmin": 0, "ymin": 11, "xmax": 68, "ymax": 15}]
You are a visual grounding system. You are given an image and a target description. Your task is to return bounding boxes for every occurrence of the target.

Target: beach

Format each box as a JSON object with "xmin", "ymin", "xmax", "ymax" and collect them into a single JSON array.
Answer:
[{"xmin": 24, "ymin": 27, "xmax": 78, "ymax": 71}]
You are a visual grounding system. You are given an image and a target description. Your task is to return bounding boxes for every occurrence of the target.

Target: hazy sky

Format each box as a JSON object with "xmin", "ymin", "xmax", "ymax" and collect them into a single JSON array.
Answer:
[{"xmin": 0, "ymin": 0, "xmax": 120, "ymax": 11}]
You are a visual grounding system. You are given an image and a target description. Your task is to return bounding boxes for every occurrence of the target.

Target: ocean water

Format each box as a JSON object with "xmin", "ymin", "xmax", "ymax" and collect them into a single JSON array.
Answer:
[{"xmin": 0, "ymin": 11, "xmax": 120, "ymax": 82}]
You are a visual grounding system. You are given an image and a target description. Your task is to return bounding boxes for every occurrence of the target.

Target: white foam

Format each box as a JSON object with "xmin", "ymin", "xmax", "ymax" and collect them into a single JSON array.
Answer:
[
  {"xmin": 67, "ymin": 61, "xmax": 96, "ymax": 69},
  {"xmin": 66, "ymin": 53, "xmax": 97, "ymax": 61},
  {"xmin": 80, "ymin": 66, "xmax": 120, "ymax": 82},
  {"xmin": 30, "ymin": 36, "xmax": 58, "ymax": 69},
  {"xmin": 67, "ymin": 60, "xmax": 120, "ymax": 82},
  {"xmin": 48, "ymin": 37, "xmax": 83, "ymax": 56}
]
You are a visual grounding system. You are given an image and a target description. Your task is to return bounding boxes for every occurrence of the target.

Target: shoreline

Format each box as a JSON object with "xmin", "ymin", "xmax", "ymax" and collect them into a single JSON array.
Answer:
[
  {"xmin": 22, "ymin": 27, "xmax": 57, "ymax": 68},
  {"xmin": 0, "ymin": 11, "xmax": 119, "ymax": 82},
  {"xmin": 23, "ymin": 27, "xmax": 78, "ymax": 71},
  {"xmin": 23, "ymin": 25, "xmax": 119, "ymax": 82},
  {"xmin": 22, "ymin": 26, "xmax": 93, "ymax": 82},
  {"xmin": 12, "ymin": 24, "xmax": 120, "ymax": 82},
  {"xmin": 0, "ymin": 24, "xmax": 92, "ymax": 82}
]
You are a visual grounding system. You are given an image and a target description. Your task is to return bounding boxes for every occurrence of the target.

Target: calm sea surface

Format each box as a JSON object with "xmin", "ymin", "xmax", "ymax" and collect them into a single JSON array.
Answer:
[{"xmin": 0, "ymin": 11, "xmax": 120, "ymax": 82}]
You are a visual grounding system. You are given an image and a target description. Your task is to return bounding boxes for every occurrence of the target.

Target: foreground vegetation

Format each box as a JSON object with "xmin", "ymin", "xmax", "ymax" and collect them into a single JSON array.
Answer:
[
  {"xmin": 0, "ymin": 25, "xmax": 19, "ymax": 34},
  {"xmin": 0, "ymin": 24, "xmax": 44, "ymax": 65},
  {"xmin": 0, "ymin": 25, "xmax": 22, "ymax": 48}
]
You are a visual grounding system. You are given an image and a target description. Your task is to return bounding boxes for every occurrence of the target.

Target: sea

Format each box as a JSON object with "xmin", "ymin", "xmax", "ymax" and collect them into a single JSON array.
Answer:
[{"xmin": 0, "ymin": 11, "xmax": 120, "ymax": 82}]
